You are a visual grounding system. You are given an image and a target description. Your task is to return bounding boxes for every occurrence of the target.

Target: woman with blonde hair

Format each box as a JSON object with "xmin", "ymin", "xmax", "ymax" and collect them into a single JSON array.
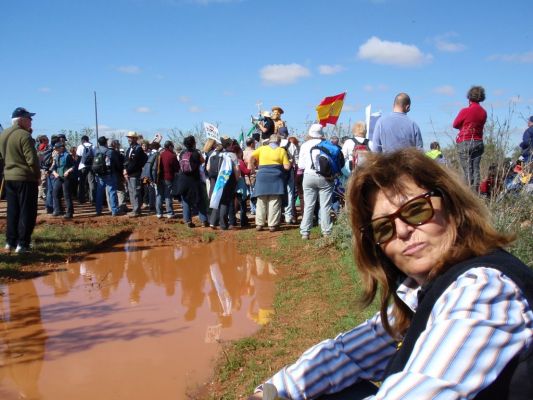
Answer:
[{"xmin": 250, "ymin": 148, "xmax": 532, "ymax": 399}]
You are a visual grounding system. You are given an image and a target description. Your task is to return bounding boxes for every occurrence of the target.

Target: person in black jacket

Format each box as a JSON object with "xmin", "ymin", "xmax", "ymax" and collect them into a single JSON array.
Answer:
[
  {"xmin": 94, "ymin": 136, "xmax": 123, "ymax": 216},
  {"xmin": 123, "ymin": 131, "xmax": 147, "ymax": 217}
]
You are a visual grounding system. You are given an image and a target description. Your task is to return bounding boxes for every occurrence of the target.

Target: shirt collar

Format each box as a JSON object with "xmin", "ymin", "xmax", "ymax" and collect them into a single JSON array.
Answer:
[{"xmin": 395, "ymin": 276, "xmax": 422, "ymax": 313}]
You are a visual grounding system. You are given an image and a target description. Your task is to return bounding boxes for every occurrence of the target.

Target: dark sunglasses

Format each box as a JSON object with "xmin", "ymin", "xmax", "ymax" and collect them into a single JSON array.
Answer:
[{"xmin": 361, "ymin": 190, "xmax": 442, "ymax": 245}]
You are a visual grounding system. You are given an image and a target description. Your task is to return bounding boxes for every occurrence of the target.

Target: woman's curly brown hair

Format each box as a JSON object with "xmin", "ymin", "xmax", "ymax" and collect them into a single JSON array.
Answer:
[{"xmin": 467, "ymin": 85, "xmax": 486, "ymax": 103}]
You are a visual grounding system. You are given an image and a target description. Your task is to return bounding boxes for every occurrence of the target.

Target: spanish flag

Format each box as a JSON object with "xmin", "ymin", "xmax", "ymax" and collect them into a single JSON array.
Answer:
[{"xmin": 316, "ymin": 92, "xmax": 346, "ymax": 126}]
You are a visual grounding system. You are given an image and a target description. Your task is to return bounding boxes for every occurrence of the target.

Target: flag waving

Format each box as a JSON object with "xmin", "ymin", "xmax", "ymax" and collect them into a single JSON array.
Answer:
[{"xmin": 316, "ymin": 92, "xmax": 346, "ymax": 126}]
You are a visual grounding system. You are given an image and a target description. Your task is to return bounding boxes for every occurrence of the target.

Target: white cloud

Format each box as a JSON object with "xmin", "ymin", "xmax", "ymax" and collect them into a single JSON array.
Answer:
[
  {"xmin": 318, "ymin": 64, "xmax": 346, "ymax": 75},
  {"xmin": 188, "ymin": 105, "xmax": 203, "ymax": 113},
  {"xmin": 38, "ymin": 87, "xmax": 51, "ymax": 93},
  {"xmin": 433, "ymin": 33, "xmax": 466, "ymax": 52},
  {"xmin": 357, "ymin": 36, "xmax": 433, "ymax": 67},
  {"xmin": 363, "ymin": 83, "xmax": 388, "ymax": 92},
  {"xmin": 135, "ymin": 107, "xmax": 151, "ymax": 113},
  {"xmin": 433, "ymin": 85, "xmax": 455, "ymax": 96},
  {"xmin": 488, "ymin": 51, "xmax": 533, "ymax": 63},
  {"xmin": 116, "ymin": 65, "xmax": 142, "ymax": 74},
  {"xmin": 179, "ymin": 96, "xmax": 191, "ymax": 103},
  {"xmin": 260, "ymin": 63, "xmax": 311, "ymax": 85},
  {"xmin": 343, "ymin": 104, "xmax": 363, "ymax": 112}
]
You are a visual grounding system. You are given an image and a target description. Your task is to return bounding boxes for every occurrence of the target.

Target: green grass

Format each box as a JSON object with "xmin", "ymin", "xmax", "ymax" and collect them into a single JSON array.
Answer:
[{"xmin": 212, "ymin": 226, "xmax": 373, "ymax": 397}]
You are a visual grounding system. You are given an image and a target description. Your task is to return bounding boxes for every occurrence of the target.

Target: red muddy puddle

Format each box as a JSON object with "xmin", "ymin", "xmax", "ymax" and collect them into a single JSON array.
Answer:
[{"xmin": 0, "ymin": 234, "xmax": 276, "ymax": 399}]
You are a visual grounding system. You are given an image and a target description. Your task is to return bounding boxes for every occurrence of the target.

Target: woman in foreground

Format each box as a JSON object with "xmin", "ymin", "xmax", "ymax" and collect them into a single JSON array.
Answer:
[{"xmin": 250, "ymin": 148, "xmax": 532, "ymax": 399}]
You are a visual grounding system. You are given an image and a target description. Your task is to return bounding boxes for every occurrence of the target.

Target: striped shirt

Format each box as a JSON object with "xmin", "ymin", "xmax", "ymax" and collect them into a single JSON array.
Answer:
[{"xmin": 264, "ymin": 267, "xmax": 533, "ymax": 399}]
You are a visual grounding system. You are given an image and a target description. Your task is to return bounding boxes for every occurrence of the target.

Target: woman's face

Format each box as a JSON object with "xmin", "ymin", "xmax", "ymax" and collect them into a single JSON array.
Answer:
[{"xmin": 371, "ymin": 179, "xmax": 454, "ymax": 285}]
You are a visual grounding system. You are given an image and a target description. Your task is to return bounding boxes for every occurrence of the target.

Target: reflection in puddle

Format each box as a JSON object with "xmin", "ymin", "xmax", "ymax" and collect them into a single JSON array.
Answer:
[{"xmin": 0, "ymin": 234, "xmax": 276, "ymax": 399}]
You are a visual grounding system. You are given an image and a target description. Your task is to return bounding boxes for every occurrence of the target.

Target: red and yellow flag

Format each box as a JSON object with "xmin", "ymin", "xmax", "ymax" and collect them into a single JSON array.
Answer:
[{"xmin": 316, "ymin": 92, "xmax": 346, "ymax": 126}]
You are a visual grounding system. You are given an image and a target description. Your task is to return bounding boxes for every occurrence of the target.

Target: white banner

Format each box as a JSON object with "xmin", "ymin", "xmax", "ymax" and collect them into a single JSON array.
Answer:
[{"xmin": 203, "ymin": 122, "xmax": 219, "ymax": 142}]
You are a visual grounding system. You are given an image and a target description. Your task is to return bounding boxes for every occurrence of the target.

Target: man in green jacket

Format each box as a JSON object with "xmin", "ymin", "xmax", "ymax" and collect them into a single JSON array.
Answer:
[{"xmin": 0, "ymin": 107, "xmax": 40, "ymax": 253}]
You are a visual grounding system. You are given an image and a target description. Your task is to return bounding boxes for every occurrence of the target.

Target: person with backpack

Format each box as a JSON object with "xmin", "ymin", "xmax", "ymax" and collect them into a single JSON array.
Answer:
[
  {"xmin": 298, "ymin": 124, "xmax": 342, "ymax": 240},
  {"xmin": 123, "ymin": 131, "xmax": 148, "ymax": 217},
  {"xmin": 341, "ymin": 121, "xmax": 372, "ymax": 173},
  {"xmin": 279, "ymin": 127, "xmax": 299, "ymax": 224},
  {"xmin": 207, "ymin": 136, "xmax": 240, "ymax": 230},
  {"xmin": 76, "ymin": 135, "xmax": 95, "ymax": 205},
  {"xmin": 175, "ymin": 136, "xmax": 209, "ymax": 227},
  {"xmin": 93, "ymin": 136, "xmax": 122, "ymax": 216}
]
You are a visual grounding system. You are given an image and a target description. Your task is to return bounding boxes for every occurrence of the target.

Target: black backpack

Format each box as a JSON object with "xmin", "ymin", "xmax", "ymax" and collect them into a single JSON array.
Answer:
[
  {"xmin": 80, "ymin": 145, "xmax": 94, "ymax": 167},
  {"xmin": 92, "ymin": 150, "xmax": 109, "ymax": 175},
  {"xmin": 208, "ymin": 152, "xmax": 223, "ymax": 179}
]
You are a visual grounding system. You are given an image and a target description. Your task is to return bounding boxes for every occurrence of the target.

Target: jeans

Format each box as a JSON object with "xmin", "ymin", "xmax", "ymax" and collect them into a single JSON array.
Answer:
[
  {"xmin": 53, "ymin": 177, "xmax": 74, "ymax": 216},
  {"xmin": 182, "ymin": 196, "xmax": 208, "ymax": 223},
  {"xmin": 127, "ymin": 176, "xmax": 142, "ymax": 215},
  {"xmin": 95, "ymin": 174, "xmax": 120, "ymax": 214},
  {"xmin": 300, "ymin": 173, "xmax": 334, "ymax": 236},
  {"xmin": 45, "ymin": 174, "xmax": 55, "ymax": 212},
  {"xmin": 5, "ymin": 181, "xmax": 38, "ymax": 248},
  {"xmin": 457, "ymin": 140, "xmax": 484, "ymax": 191},
  {"xmin": 156, "ymin": 180, "xmax": 174, "ymax": 216},
  {"xmin": 284, "ymin": 168, "xmax": 296, "ymax": 222}
]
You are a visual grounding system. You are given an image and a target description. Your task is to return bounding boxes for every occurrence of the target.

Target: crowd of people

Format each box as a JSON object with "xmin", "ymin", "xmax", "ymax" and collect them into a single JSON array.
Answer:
[
  {"xmin": 0, "ymin": 88, "xmax": 532, "ymax": 399},
  {"xmin": 0, "ymin": 89, "xmax": 531, "ymax": 253}
]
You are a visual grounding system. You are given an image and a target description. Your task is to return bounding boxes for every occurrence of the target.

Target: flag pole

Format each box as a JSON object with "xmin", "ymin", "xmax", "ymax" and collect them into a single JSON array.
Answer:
[{"xmin": 94, "ymin": 91, "xmax": 99, "ymax": 141}]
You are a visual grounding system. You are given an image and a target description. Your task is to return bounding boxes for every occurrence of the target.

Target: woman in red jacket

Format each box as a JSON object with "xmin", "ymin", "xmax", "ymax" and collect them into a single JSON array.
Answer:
[{"xmin": 453, "ymin": 85, "xmax": 487, "ymax": 192}]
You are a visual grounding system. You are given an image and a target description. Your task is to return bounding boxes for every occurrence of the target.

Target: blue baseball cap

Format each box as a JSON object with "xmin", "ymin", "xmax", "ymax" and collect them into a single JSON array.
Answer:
[{"xmin": 12, "ymin": 107, "xmax": 36, "ymax": 119}]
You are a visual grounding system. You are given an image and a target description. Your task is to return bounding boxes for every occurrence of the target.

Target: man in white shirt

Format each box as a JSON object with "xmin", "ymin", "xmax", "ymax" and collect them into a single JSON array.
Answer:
[{"xmin": 298, "ymin": 124, "xmax": 334, "ymax": 240}]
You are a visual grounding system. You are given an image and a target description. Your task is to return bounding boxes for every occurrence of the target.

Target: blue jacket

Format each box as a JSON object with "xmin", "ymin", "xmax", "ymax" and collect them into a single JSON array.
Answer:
[{"xmin": 520, "ymin": 126, "xmax": 532, "ymax": 159}]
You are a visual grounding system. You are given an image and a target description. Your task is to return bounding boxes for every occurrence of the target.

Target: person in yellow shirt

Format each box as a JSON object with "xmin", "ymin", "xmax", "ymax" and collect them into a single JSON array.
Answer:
[{"xmin": 251, "ymin": 134, "xmax": 291, "ymax": 232}]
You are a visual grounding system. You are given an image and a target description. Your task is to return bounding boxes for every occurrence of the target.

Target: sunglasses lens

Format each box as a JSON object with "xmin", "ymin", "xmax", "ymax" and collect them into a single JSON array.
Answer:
[
  {"xmin": 371, "ymin": 218, "xmax": 394, "ymax": 245},
  {"xmin": 400, "ymin": 198, "xmax": 433, "ymax": 225}
]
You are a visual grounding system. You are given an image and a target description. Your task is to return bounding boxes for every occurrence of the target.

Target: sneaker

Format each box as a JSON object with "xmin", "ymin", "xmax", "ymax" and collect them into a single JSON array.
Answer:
[
  {"xmin": 301, "ymin": 234, "xmax": 310, "ymax": 240},
  {"xmin": 187, "ymin": 222, "xmax": 195, "ymax": 228},
  {"xmin": 4, "ymin": 244, "xmax": 14, "ymax": 252},
  {"xmin": 15, "ymin": 245, "xmax": 31, "ymax": 254},
  {"xmin": 269, "ymin": 226, "xmax": 278, "ymax": 232},
  {"xmin": 210, "ymin": 224, "xmax": 217, "ymax": 230},
  {"xmin": 165, "ymin": 214, "xmax": 175, "ymax": 219},
  {"xmin": 256, "ymin": 225, "xmax": 263, "ymax": 231},
  {"xmin": 128, "ymin": 212, "xmax": 141, "ymax": 218},
  {"xmin": 156, "ymin": 214, "xmax": 163, "ymax": 219}
]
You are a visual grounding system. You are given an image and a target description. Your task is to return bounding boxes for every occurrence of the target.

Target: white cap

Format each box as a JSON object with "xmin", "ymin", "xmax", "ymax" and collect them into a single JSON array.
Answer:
[{"xmin": 308, "ymin": 123, "xmax": 323, "ymax": 138}]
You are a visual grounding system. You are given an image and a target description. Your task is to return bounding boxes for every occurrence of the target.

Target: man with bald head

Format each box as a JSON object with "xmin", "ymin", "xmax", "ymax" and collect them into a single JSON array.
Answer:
[{"xmin": 372, "ymin": 92, "xmax": 423, "ymax": 153}]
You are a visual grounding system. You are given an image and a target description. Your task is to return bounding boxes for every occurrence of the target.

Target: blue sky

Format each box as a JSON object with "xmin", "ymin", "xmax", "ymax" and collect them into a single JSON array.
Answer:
[{"xmin": 1, "ymin": 0, "xmax": 531, "ymax": 148}]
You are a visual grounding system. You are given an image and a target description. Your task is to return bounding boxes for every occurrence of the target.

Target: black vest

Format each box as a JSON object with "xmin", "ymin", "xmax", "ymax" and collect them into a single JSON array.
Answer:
[{"xmin": 384, "ymin": 249, "xmax": 533, "ymax": 400}]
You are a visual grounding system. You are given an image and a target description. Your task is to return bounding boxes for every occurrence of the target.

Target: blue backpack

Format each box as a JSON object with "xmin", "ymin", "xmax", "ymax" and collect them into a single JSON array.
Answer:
[{"xmin": 310, "ymin": 140, "xmax": 345, "ymax": 179}]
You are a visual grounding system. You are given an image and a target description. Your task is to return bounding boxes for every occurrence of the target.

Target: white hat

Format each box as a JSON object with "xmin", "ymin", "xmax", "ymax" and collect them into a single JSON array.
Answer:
[
  {"xmin": 261, "ymin": 111, "xmax": 271, "ymax": 118},
  {"xmin": 126, "ymin": 131, "xmax": 139, "ymax": 138},
  {"xmin": 308, "ymin": 123, "xmax": 323, "ymax": 138}
]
